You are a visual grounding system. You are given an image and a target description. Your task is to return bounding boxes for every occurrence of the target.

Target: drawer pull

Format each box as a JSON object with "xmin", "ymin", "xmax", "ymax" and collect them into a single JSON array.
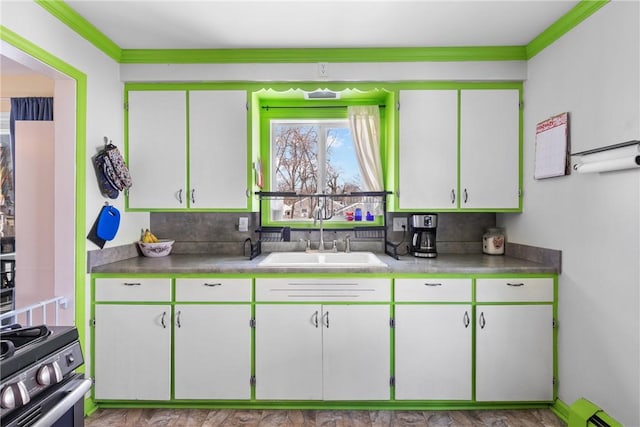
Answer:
[
  {"xmin": 161, "ymin": 311, "xmax": 167, "ymax": 329},
  {"xmin": 312, "ymin": 311, "xmax": 319, "ymax": 328},
  {"xmin": 203, "ymin": 283, "xmax": 223, "ymax": 287},
  {"xmin": 479, "ymin": 312, "xmax": 486, "ymax": 329},
  {"xmin": 176, "ymin": 311, "xmax": 182, "ymax": 328},
  {"xmin": 463, "ymin": 311, "xmax": 470, "ymax": 328},
  {"xmin": 123, "ymin": 282, "xmax": 141, "ymax": 286},
  {"xmin": 323, "ymin": 311, "xmax": 330, "ymax": 328},
  {"xmin": 506, "ymin": 282, "xmax": 525, "ymax": 287},
  {"xmin": 424, "ymin": 283, "xmax": 442, "ymax": 287}
]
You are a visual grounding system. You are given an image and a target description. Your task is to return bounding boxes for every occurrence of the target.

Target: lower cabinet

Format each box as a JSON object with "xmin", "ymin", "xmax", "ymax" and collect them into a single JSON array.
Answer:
[
  {"xmin": 93, "ymin": 277, "xmax": 252, "ymax": 401},
  {"xmin": 394, "ymin": 278, "xmax": 472, "ymax": 400},
  {"xmin": 475, "ymin": 278, "xmax": 555, "ymax": 402},
  {"xmin": 395, "ymin": 304, "xmax": 472, "ymax": 400},
  {"xmin": 255, "ymin": 304, "xmax": 390, "ymax": 400},
  {"xmin": 94, "ymin": 304, "xmax": 172, "ymax": 400},
  {"xmin": 475, "ymin": 304, "xmax": 553, "ymax": 401},
  {"xmin": 174, "ymin": 304, "xmax": 251, "ymax": 399}
]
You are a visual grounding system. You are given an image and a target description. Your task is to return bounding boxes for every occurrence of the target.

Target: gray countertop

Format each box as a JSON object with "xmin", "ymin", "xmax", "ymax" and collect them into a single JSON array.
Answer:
[{"xmin": 90, "ymin": 252, "xmax": 558, "ymax": 275}]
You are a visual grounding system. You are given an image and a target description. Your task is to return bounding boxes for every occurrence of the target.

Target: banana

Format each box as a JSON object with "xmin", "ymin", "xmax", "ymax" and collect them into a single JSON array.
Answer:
[
  {"xmin": 142, "ymin": 229, "xmax": 153, "ymax": 243},
  {"xmin": 149, "ymin": 231, "xmax": 159, "ymax": 243}
]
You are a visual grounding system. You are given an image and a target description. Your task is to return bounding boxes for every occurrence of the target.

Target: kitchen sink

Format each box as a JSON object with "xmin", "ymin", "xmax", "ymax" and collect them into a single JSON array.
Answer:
[{"xmin": 258, "ymin": 251, "xmax": 388, "ymax": 268}]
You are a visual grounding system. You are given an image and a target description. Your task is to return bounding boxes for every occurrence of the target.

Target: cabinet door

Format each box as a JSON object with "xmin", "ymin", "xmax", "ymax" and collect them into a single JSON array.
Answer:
[
  {"xmin": 127, "ymin": 91, "xmax": 187, "ymax": 209},
  {"xmin": 174, "ymin": 304, "xmax": 251, "ymax": 399},
  {"xmin": 476, "ymin": 305, "xmax": 553, "ymax": 401},
  {"xmin": 94, "ymin": 304, "xmax": 171, "ymax": 400},
  {"xmin": 398, "ymin": 90, "xmax": 458, "ymax": 209},
  {"xmin": 189, "ymin": 90, "xmax": 248, "ymax": 209},
  {"xmin": 255, "ymin": 305, "xmax": 323, "ymax": 400},
  {"xmin": 322, "ymin": 305, "xmax": 390, "ymax": 400},
  {"xmin": 459, "ymin": 89, "xmax": 520, "ymax": 209},
  {"xmin": 395, "ymin": 305, "xmax": 472, "ymax": 400}
]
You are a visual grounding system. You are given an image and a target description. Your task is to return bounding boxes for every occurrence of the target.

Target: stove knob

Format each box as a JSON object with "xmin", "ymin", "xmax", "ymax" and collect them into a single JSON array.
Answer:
[
  {"xmin": 36, "ymin": 361, "xmax": 63, "ymax": 386},
  {"xmin": 0, "ymin": 382, "xmax": 30, "ymax": 409}
]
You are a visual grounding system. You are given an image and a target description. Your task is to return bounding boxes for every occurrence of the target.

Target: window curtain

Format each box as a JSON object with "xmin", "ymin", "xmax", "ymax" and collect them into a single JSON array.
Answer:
[
  {"xmin": 347, "ymin": 105, "xmax": 384, "ymax": 191},
  {"xmin": 8, "ymin": 97, "xmax": 53, "ymax": 195}
]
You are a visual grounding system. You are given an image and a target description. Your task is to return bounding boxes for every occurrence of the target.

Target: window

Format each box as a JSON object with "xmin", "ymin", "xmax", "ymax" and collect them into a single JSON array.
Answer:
[{"xmin": 270, "ymin": 119, "xmax": 375, "ymax": 223}]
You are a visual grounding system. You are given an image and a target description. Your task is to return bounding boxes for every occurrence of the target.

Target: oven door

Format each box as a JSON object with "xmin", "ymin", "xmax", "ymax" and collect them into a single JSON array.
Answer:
[{"xmin": 2, "ymin": 373, "xmax": 92, "ymax": 427}]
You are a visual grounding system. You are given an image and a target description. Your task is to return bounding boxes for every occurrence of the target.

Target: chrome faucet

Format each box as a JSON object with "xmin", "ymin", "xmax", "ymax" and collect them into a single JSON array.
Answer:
[{"xmin": 313, "ymin": 202, "xmax": 325, "ymax": 251}]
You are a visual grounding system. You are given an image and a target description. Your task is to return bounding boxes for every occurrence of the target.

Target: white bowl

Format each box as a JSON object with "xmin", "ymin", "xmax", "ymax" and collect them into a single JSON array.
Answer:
[{"xmin": 138, "ymin": 240, "xmax": 174, "ymax": 257}]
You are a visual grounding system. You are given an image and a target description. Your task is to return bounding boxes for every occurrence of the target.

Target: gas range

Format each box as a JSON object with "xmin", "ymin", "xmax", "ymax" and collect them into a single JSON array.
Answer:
[{"xmin": 0, "ymin": 325, "xmax": 87, "ymax": 426}]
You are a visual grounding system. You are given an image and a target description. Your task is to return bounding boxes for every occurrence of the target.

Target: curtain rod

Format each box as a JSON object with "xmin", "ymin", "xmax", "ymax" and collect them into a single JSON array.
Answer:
[{"xmin": 261, "ymin": 105, "xmax": 385, "ymax": 110}]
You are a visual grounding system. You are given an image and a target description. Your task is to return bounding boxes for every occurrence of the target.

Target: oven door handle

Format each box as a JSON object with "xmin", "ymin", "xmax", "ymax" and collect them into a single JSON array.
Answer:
[{"xmin": 32, "ymin": 378, "xmax": 92, "ymax": 427}]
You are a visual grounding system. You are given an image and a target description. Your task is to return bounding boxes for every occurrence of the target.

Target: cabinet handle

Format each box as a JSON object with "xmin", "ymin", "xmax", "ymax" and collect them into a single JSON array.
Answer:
[
  {"xmin": 123, "ymin": 282, "xmax": 141, "ymax": 286},
  {"xmin": 177, "ymin": 189, "xmax": 183, "ymax": 204},
  {"xmin": 463, "ymin": 188, "xmax": 468, "ymax": 204},
  {"xmin": 479, "ymin": 312, "xmax": 486, "ymax": 329},
  {"xmin": 423, "ymin": 282, "xmax": 442, "ymax": 287},
  {"xmin": 191, "ymin": 189, "xmax": 195, "ymax": 204},
  {"xmin": 323, "ymin": 311, "xmax": 330, "ymax": 329},
  {"xmin": 463, "ymin": 311, "xmax": 470, "ymax": 328},
  {"xmin": 176, "ymin": 311, "xmax": 181, "ymax": 328},
  {"xmin": 506, "ymin": 282, "xmax": 525, "ymax": 287},
  {"xmin": 203, "ymin": 283, "xmax": 223, "ymax": 287},
  {"xmin": 161, "ymin": 311, "xmax": 167, "ymax": 329},
  {"xmin": 450, "ymin": 189, "xmax": 456, "ymax": 204},
  {"xmin": 312, "ymin": 311, "xmax": 319, "ymax": 328}
]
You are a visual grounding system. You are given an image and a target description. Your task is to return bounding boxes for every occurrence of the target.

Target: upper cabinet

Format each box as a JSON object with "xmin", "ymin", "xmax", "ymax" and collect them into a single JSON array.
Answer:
[
  {"xmin": 127, "ymin": 89, "xmax": 248, "ymax": 210},
  {"xmin": 397, "ymin": 88, "xmax": 521, "ymax": 211}
]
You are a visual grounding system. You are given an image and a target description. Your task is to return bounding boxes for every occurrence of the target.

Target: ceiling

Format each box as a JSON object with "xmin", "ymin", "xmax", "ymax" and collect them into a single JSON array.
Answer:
[
  {"xmin": 2, "ymin": 1, "xmax": 582, "ymax": 77},
  {"xmin": 63, "ymin": 0, "xmax": 580, "ymax": 50}
]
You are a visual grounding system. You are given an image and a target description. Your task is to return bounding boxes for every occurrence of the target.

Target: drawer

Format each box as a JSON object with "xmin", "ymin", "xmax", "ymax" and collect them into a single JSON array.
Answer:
[
  {"xmin": 476, "ymin": 278, "xmax": 554, "ymax": 302},
  {"xmin": 95, "ymin": 278, "xmax": 171, "ymax": 302},
  {"xmin": 395, "ymin": 278, "xmax": 472, "ymax": 302},
  {"xmin": 256, "ymin": 278, "xmax": 390, "ymax": 302},
  {"xmin": 175, "ymin": 278, "xmax": 251, "ymax": 302}
]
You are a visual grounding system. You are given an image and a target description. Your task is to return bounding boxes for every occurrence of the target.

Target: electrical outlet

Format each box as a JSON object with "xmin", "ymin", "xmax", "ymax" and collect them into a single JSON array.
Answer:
[
  {"xmin": 392, "ymin": 217, "xmax": 407, "ymax": 232},
  {"xmin": 239, "ymin": 217, "xmax": 249, "ymax": 232},
  {"xmin": 317, "ymin": 62, "xmax": 329, "ymax": 78}
]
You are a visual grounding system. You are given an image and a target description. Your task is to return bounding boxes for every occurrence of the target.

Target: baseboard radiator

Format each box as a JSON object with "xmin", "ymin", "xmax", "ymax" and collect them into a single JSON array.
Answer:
[{"xmin": 568, "ymin": 398, "xmax": 622, "ymax": 427}]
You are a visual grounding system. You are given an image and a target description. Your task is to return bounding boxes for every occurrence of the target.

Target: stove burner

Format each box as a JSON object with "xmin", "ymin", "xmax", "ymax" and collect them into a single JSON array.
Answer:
[{"xmin": 0, "ymin": 325, "xmax": 51, "ymax": 355}]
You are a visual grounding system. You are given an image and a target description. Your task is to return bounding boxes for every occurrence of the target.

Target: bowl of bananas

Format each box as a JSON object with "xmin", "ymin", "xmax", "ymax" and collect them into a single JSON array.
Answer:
[{"xmin": 138, "ymin": 229, "xmax": 174, "ymax": 257}]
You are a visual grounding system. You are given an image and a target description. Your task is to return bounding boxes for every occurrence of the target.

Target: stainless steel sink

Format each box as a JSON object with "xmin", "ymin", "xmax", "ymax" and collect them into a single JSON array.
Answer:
[{"xmin": 258, "ymin": 251, "xmax": 388, "ymax": 268}]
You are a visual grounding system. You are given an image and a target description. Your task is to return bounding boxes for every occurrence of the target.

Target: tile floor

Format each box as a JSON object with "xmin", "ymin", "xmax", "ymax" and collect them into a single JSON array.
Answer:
[{"xmin": 85, "ymin": 408, "xmax": 566, "ymax": 426}]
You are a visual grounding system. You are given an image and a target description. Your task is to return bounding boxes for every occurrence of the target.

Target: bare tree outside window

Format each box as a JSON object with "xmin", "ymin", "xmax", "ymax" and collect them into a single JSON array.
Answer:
[{"xmin": 272, "ymin": 121, "xmax": 364, "ymax": 221}]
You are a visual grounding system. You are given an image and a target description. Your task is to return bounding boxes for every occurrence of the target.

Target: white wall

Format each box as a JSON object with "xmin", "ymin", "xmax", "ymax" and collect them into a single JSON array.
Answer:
[{"xmin": 499, "ymin": 2, "xmax": 640, "ymax": 425}]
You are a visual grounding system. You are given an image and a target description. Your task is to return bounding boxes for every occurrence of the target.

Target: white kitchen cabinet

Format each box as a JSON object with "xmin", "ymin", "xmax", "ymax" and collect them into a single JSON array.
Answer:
[
  {"xmin": 189, "ymin": 90, "xmax": 248, "ymax": 209},
  {"xmin": 459, "ymin": 89, "xmax": 520, "ymax": 209},
  {"xmin": 397, "ymin": 88, "xmax": 520, "ymax": 210},
  {"xmin": 94, "ymin": 278, "xmax": 172, "ymax": 400},
  {"xmin": 173, "ymin": 304, "xmax": 251, "ymax": 399},
  {"xmin": 394, "ymin": 278, "xmax": 472, "ymax": 400},
  {"xmin": 255, "ymin": 304, "xmax": 390, "ymax": 401},
  {"xmin": 475, "ymin": 278, "xmax": 554, "ymax": 401},
  {"xmin": 255, "ymin": 280, "xmax": 390, "ymax": 402},
  {"xmin": 127, "ymin": 89, "xmax": 248, "ymax": 210},
  {"xmin": 398, "ymin": 90, "xmax": 458, "ymax": 209},
  {"xmin": 94, "ymin": 304, "xmax": 172, "ymax": 400},
  {"xmin": 127, "ymin": 90, "xmax": 187, "ymax": 209}
]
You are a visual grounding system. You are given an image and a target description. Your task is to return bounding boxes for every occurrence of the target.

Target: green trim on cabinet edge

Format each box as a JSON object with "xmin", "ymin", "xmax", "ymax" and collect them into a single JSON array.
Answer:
[
  {"xmin": 37, "ymin": 0, "xmax": 607, "ymax": 64},
  {"xmin": 526, "ymin": 0, "xmax": 610, "ymax": 59},
  {"xmin": 93, "ymin": 401, "xmax": 553, "ymax": 411},
  {"xmin": 34, "ymin": 0, "xmax": 121, "ymax": 62},
  {"xmin": 0, "ymin": 23, "xmax": 89, "ymax": 398},
  {"xmin": 551, "ymin": 399, "xmax": 571, "ymax": 424}
]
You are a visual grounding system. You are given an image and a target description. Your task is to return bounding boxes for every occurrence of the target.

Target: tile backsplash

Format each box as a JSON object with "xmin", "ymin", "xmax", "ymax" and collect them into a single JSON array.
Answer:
[{"xmin": 151, "ymin": 212, "xmax": 496, "ymax": 256}]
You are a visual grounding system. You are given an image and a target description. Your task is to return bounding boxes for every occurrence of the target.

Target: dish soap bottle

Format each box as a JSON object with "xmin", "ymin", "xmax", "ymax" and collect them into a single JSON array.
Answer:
[{"xmin": 483, "ymin": 228, "xmax": 505, "ymax": 255}]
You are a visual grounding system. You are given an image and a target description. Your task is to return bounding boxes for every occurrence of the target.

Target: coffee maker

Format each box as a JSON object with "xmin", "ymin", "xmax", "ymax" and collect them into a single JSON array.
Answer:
[{"xmin": 410, "ymin": 214, "xmax": 438, "ymax": 258}]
